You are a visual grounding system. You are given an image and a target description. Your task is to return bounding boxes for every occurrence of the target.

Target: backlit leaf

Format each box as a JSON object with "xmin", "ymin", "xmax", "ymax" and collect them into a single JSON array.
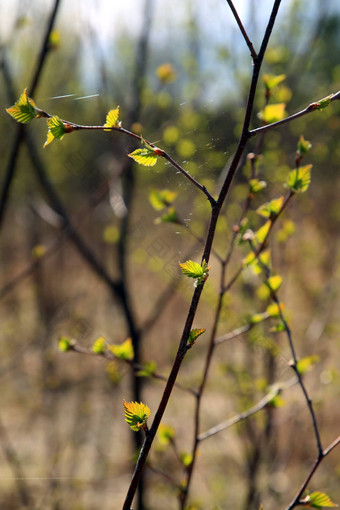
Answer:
[
  {"xmin": 255, "ymin": 220, "xmax": 271, "ymax": 244},
  {"xmin": 258, "ymin": 103, "xmax": 286, "ymax": 123},
  {"xmin": 155, "ymin": 207, "xmax": 180, "ymax": 224},
  {"xmin": 149, "ymin": 189, "xmax": 177, "ymax": 210},
  {"xmin": 188, "ymin": 328, "xmax": 206, "ymax": 346},
  {"xmin": 265, "ymin": 275, "xmax": 283, "ymax": 292},
  {"xmin": 312, "ymin": 94, "xmax": 333, "ymax": 111},
  {"xmin": 297, "ymin": 135, "xmax": 312, "ymax": 156},
  {"xmin": 58, "ymin": 336, "xmax": 74, "ymax": 352},
  {"xmin": 287, "ymin": 165, "xmax": 312, "ymax": 193},
  {"xmin": 256, "ymin": 196, "xmax": 284, "ymax": 218},
  {"xmin": 123, "ymin": 400, "xmax": 151, "ymax": 432},
  {"xmin": 179, "ymin": 259, "xmax": 210, "ymax": 285},
  {"xmin": 6, "ymin": 88, "xmax": 38, "ymax": 124},
  {"xmin": 158, "ymin": 424, "xmax": 175, "ymax": 446},
  {"xmin": 266, "ymin": 302, "xmax": 285, "ymax": 318},
  {"xmin": 136, "ymin": 361, "xmax": 157, "ymax": 377},
  {"xmin": 109, "ymin": 337, "xmax": 134, "ymax": 361},
  {"xmin": 249, "ymin": 179, "xmax": 267, "ymax": 193},
  {"xmin": 92, "ymin": 336, "xmax": 106, "ymax": 354},
  {"xmin": 44, "ymin": 115, "xmax": 67, "ymax": 147},
  {"xmin": 104, "ymin": 107, "xmax": 120, "ymax": 130},
  {"xmin": 129, "ymin": 147, "xmax": 158, "ymax": 167},
  {"xmin": 263, "ymin": 74, "xmax": 286, "ymax": 91},
  {"xmin": 296, "ymin": 355, "xmax": 320, "ymax": 375},
  {"xmin": 301, "ymin": 491, "xmax": 338, "ymax": 508}
]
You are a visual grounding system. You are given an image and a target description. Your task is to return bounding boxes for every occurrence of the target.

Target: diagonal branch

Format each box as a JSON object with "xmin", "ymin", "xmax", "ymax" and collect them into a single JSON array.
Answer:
[{"xmin": 226, "ymin": 0, "xmax": 257, "ymax": 59}]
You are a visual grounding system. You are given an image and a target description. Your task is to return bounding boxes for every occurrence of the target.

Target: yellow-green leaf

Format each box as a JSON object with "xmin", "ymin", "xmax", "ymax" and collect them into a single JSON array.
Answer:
[
  {"xmin": 104, "ymin": 107, "xmax": 120, "ymax": 131},
  {"xmin": 302, "ymin": 491, "xmax": 338, "ymax": 508},
  {"xmin": 123, "ymin": 400, "xmax": 151, "ymax": 432},
  {"xmin": 255, "ymin": 220, "xmax": 272, "ymax": 244},
  {"xmin": 258, "ymin": 103, "xmax": 286, "ymax": 124},
  {"xmin": 188, "ymin": 328, "xmax": 206, "ymax": 346},
  {"xmin": 180, "ymin": 452, "xmax": 193, "ymax": 467},
  {"xmin": 58, "ymin": 336, "xmax": 74, "ymax": 352},
  {"xmin": 265, "ymin": 275, "xmax": 283, "ymax": 292},
  {"xmin": 155, "ymin": 207, "xmax": 180, "ymax": 224},
  {"xmin": 297, "ymin": 135, "xmax": 312, "ymax": 156},
  {"xmin": 296, "ymin": 355, "xmax": 320, "ymax": 375},
  {"xmin": 128, "ymin": 147, "xmax": 158, "ymax": 167},
  {"xmin": 256, "ymin": 196, "xmax": 285, "ymax": 219},
  {"xmin": 6, "ymin": 88, "xmax": 38, "ymax": 124},
  {"xmin": 179, "ymin": 259, "xmax": 210, "ymax": 285},
  {"xmin": 92, "ymin": 336, "xmax": 106, "ymax": 354},
  {"xmin": 263, "ymin": 74, "xmax": 286, "ymax": 91},
  {"xmin": 312, "ymin": 94, "xmax": 333, "ymax": 111},
  {"xmin": 136, "ymin": 361, "xmax": 157, "ymax": 377},
  {"xmin": 249, "ymin": 179, "xmax": 267, "ymax": 193},
  {"xmin": 109, "ymin": 337, "xmax": 134, "ymax": 361},
  {"xmin": 158, "ymin": 424, "xmax": 175, "ymax": 446},
  {"xmin": 149, "ymin": 189, "xmax": 177, "ymax": 210},
  {"xmin": 44, "ymin": 115, "xmax": 67, "ymax": 147},
  {"xmin": 266, "ymin": 302, "xmax": 285, "ymax": 318},
  {"xmin": 287, "ymin": 164, "xmax": 312, "ymax": 193},
  {"xmin": 268, "ymin": 394, "xmax": 285, "ymax": 408}
]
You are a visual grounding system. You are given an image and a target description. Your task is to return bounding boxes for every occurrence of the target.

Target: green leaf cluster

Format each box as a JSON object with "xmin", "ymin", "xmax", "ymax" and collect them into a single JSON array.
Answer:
[{"xmin": 123, "ymin": 400, "xmax": 151, "ymax": 432}]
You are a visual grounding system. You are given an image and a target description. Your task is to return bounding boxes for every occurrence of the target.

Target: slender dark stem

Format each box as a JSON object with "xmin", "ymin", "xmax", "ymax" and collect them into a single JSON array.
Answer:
[
  {"xmin": 249, "ymin": 91, "xmax": 340, "ymax": 138},
  {"xmin": 0, "ymin": 0, "xmax": 61, "ymax": 228},
  {"xmin": 226, "ymin": 0, "xmax": 257, "ymax": 59},
  {"xmin": 285, "ymin": 435, "xmax": 340, "ymax": 510},
  {"xmin": 122, "ymin": 3, "xmax": 282, "ymax": 508}
]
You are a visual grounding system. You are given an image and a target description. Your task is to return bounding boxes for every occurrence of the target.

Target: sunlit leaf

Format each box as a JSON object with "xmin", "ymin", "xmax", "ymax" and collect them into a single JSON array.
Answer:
[
  {"xmin": 179, "ymin": 259, "xmax": 210, "ymax": 285},
  {"xmin": 269, "ymin": 322, "xmax": 285, "ymax": 333},
  {"xmin": 301, "ymin": 491, "xmax": 338, "ymax": 508},
  {"xmin": 158, "ymin": 424, "xmax": 175, "ymax": 446},
  {"xmin": 287, "ymin": 165, "xmax": 312, "ymax": 193},
  {"xmin": 149, "ymin": 189, "xmax": 177, "ymax": 210},
  {"xmin": 187, "ymin": 328, "xmax": 206, "ymax": 346},
  {"xmin": 92, "ymin": 336, "xmax": 106, "ymax": 354},
  {"xmin": 109, "ymin": 337, "xmax": 134, "ymax": 361},
  {"xmin": 123, "ymin": 400, "xmax": 151, "ymax": 432},
  {"xmin": 256, "ymin": 196, "xmax": 284, "ymax": 219},
  {"xmin": 267, "ymin": 394, "xmax": 285, "ymax": 408},
  {"xmin": 266, "ymin": 302, "xmax": 285, "ymax": 318},
  {"xmin": 312, "ymin": 94, "xmax": 333, "ymax": 111},
  {"xmin": 58, "ymin": 336, "xmax": 74, "ymax": 352},
  {"xmin": 297, "ymin": 135, "xmax": 312, "ymax": 156},
  {"xmin": 104, "ymin": 107, "xmax": 120, "ymax": 131},
  {"xmin": 296, "ymin": 355, "xmax": 320, "ymax": 375},
  {"xmin": 258, "ymin": 103, "xmax": 286, "ymax": 123},
  {"xmin": 263, "ymin": 74, "xmax": 286, "ymax": 91},
  {"xmin": 180, "ymin": 452, "xmax": 193, "ymax": 467},
  {"xmin": 250, "ymin": 312, "xmax": 267, "ymax": 324},
  {"xmin": 155, "ymin": 207, "xmax": 180, "ymax": 224},
  {"xmin": 156, "ymin": 62, "xmax": 177, "ymax": 83},
  {"xmin": 105, "ymin": 361, "xmax": 121, "ymax": 384},
  {"xmin": 44, "ymin": 115, "xmax": 69, "ymax": 147},
  {"xmin": 255, "ymin": 220, "xmax": 272, "ymax": 244},
  {"xmin": 136, "ymin": 361, "xmax": 157, "ymax": 377},
  {"xmin": 249, "ymin": 179, "xmax": 267, "ymax": 193},
  {"xmin": 6, "ymin": 88, "xmax": 38, "ymax": 124},
  {"xmin": 128, "ymin": 147, "xmax": 158, "ymax": 167},
  {"xmin": 265, "ymin": 275, "xmax": 283, "ymax": 292}
]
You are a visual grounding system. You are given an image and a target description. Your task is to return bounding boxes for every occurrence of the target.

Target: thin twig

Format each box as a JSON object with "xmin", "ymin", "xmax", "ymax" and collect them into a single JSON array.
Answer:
[
  {"xmin": 249, "ymin": 91, "xmax": 340, "ymax": 138},
  {"xmin": 198, "ymin": 377, "xmax": 297, "ymax": 441},
  {"xmin": 226, "ymin": 0, "xmax": 257, "ymax": 59}
]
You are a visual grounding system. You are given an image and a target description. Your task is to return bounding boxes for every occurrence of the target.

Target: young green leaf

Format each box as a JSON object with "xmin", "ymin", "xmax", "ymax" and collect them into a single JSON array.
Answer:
[
  {"xmin": 179, "ymin": 259, "xmax": 210, "ymax": 285},
  {"xmin": 44, "ymin": 115, "xmax": 72, "ymax": 147},
  {"xmin": 180, "ymin": 452, "xmax": 193, "ymax": 467},
  {"xmin": 256, "ymin": 196, "xmax": 284, "ymax": 219},
  {"xmin": 301, "ymin": 491, "xmax": 338, "ymax": 508},
  {"xmin": 312, "ymin": 94, "xmax": 333, "ymax": 111},
  {"xmin": 104, "ymin": 107, "xmax": 120, "ymax": 130},
  {"xmin": 296, "ymin": 355, "xmax": 320, "ymax": 375},
  {"xmin": 155, "ymin": 207, "xmax": 180, "ymax": 225},
  {"xmin": 250, "ymin": 312, "xmax": 267, "ymax": 324},
  {"xmin": 267, "ymin": 394, "xmax": 285, "ymax": 408},
  {"xmin": 157, "ymin": 424, "xmax": 175, "ymax": 446},
  {"xmin": 263, "ymin": 73, "xmax": 286, "ymax": 91},
  {"xmin": 286, "ymin": 165, "xmax": 312, "ymax": 193},
  {"xmin": 109, "ymin": 337, "xmax": 134, "ymax": 361},
  {"xmin": 249, "ymin": 179, "xmax": 267, "ymax": 193},
  {"xmin": 266, "ymin": 302, "xmax": 285, "ymax": 318},
  {"xmin": 297, "ymin": 135, "xmax": 312, "ymax": 157},
  {"xmin": 58, "ymin": 336, "xmax": 74, "ymax": 352},
  {"xmin": 187, "ymin": 328, "xmax": 206, "ymax": 346},
  {"xmin": 6, "ymin": 88, "xmax": 39, "ymax": 124},
  {"xmin": 123, "ymin": 400, "xmax": 151, "ymax": 432},
  {"xmin": 149, "ymin": 189, "xmax": 177, "ymax": 210},
  {"xmin": 265, "ymin": 275, "xmax": 283, "ymax": 292},
  {"xmin": 92, "ymin": 336, "xmax": 106, "ymax": 354},
  {"xmin": 136, "ymin": 361, "xmax": 157, "ymax": 377},
  {"xmin": 128, "ymin": 142, "xmax": 158, "ymax": 167},
  {"xmin": 258, "ymin": 103, "xmax": 286, "ymax": 124},
  {"xmin": 255, "ymin": 220, "xmax": 272, "ymax": 244}
]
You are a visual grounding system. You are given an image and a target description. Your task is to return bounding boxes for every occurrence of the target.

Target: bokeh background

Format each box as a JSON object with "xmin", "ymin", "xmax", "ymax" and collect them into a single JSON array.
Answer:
[{"xmin": 0, "ymin": 1, "xmax": 340, "ymax": 509}]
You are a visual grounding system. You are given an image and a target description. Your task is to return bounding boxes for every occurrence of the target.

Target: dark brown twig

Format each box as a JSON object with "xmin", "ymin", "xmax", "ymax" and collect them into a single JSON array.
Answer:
[{"xmin": 226, "ymin": 0, "xmax": 258, "ymax": 60}]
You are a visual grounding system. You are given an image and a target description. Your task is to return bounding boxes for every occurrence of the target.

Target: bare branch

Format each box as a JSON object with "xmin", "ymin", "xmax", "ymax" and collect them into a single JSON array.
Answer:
[{"xmin": 226, "ymin": 0, "xmax": 257, "ymax": 60}]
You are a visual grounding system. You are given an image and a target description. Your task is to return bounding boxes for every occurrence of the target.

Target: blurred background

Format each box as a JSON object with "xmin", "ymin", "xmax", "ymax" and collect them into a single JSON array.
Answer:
[{"xmin": 0, "ymin": 1, "xmax": 340, "ymax": 509}]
